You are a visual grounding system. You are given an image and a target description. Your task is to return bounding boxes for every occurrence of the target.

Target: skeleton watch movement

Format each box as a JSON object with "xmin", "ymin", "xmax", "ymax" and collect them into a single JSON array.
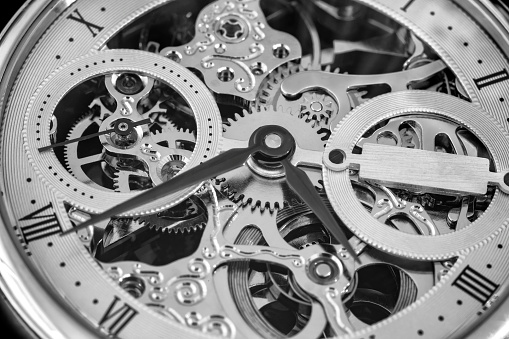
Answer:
[{"xmin": 1, "ymin": 0, "xmax": 509, "ymax": 338}]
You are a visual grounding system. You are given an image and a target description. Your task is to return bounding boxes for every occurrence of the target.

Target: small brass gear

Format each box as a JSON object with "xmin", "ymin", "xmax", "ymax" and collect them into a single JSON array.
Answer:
[{"xmin": 297, "ymin": 92, "xmax": 339, "ymax": 128}]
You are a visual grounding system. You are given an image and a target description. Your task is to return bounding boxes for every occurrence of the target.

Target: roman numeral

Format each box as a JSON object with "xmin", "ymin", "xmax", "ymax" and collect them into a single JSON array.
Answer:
[
  {"xmin": 18, "ymin": 203, "xmax": 62, "ymax": 244},
  {"xmin": 452, "ymin": 266, "xmax": 499, "ymax": 304},
  {"xmin": 67, "ymin": 9, "xmax": 104, "ymax": 38},
  {"xmin": 400, "ymin": 0, "xmax": 416, "ymax": 12},
  {"xmin": 99, "ymin": 296, "xmax": 138, "ymax": 336},
  {"xmin": 474, "ymin": 69, "xmax": 509, "ymax": 90}
]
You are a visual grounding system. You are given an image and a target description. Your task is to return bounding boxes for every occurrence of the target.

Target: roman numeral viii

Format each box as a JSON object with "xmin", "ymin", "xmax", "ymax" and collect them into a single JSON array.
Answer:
[
  {"xmin": 18, "ymin": 203, "xmax": 63, "ymax": 244},
  {"xmin": 99, "ymin": 296, "xmax": 138, "ymax": 336},
  {"xmin": 452, "ymin": 265, "xmax": 499, "ymax": 304},
  {"xmin": 67, "ymin": 9, "xmax": 104, "ymax": 38},
  {"xmin": 474, "ymin": 69, "xmax": 509, "ymax": 90}
]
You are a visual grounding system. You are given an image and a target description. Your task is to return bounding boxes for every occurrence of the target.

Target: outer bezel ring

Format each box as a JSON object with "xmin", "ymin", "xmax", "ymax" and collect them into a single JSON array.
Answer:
[{"xmin": 323, "ymin": 90, "xmax": 509, "ymax": 260}]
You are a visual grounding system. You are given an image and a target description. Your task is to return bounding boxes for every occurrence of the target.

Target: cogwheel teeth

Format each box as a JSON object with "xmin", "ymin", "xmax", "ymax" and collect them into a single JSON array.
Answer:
[
  {"xmin": 217, "ymin": 106, "xmax": 325, "ymax": 211},
  {"xmin": 255, "ymin": 61, "xmax": 306, "ymax": 109},
  {"xmin": 137, "ymin": 215, "xmax": 207, "ymax": 234}
]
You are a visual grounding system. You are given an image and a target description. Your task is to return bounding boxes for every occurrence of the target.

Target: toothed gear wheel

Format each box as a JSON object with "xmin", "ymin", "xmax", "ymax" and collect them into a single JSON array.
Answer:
[
  {"xmin": 64, "ymin": 107, "xmax": 109, "ymax": 191},
  {"xmin": 150, "ymin": 120, "xmax": 195, "ymax": 151},
  {"xmin": 136, "ymin": 197, "xmax": 207, "ymax": 233},
  {"xmin": 66, "ymin": 105, "xmax": 196, "ymax": 192},
  {"xmin": 297, "ymin": 92, "xmax": 339, "ymax": 128},
  {"xmin": 139, "ymin": 215, "xmax": 206, "ymax": 234},
  {"xmin": 112, "ymin": 169, "xmax": 150, "ymax": 193},
  {"xmin": 255, "ymin": 61, "xmax": 305, "ymax": 111},
  {"xmin": 217, "ymin": 108, "xmax": 326, "ymax": 211},
  {"xmin": 256, "ymin": 62, "xmax": 340, "ymax": 128}
]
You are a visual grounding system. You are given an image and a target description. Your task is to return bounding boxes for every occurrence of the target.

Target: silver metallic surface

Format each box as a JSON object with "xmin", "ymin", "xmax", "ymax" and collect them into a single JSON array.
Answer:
[
  {"xmin": 160, "ymin": 0, "xmax": 302, "ymax": 102},
  {"xmin": 0, "ymin": 0, "xmax": 508, "ymax": 338},
  {"xmin": 323, "ymin": 91, "xmax": 509, "ymax": 260}
]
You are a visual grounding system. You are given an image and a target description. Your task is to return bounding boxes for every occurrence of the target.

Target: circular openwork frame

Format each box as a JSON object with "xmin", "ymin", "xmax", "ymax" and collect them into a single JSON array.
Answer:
[
  {"xmin": 323, "ymin": 91, "xmax": 509, "ymax": 260},
  {"xmin": 24, "ymin": 49, "xmax": 222, "ymax": 215}
]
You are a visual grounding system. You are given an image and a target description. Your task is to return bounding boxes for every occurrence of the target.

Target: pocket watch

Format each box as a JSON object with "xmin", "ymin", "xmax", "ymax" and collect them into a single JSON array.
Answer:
[{"xmin": 1, "ymin": 0, "xmax": 509, "ymax": 338}]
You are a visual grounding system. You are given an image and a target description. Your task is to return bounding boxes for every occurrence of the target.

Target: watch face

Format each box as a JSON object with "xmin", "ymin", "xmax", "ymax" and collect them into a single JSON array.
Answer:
[{"xmin": 1, "ymin": 0, "xmax": 509, "ymax": 338}]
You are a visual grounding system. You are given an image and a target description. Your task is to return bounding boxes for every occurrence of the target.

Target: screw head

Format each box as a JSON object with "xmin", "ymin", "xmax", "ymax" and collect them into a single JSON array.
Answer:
[
  {"xmin": 315, "ymin": 263, "xmax": 332, "ymax": 278},
  {"xmin": 310, "ymin": 101, "xmax": 323, "ymax": 112},
  {"xmin": 329, "ymin": 149, "xmax": 345, "ymax": 164},
  {"xmin": 264, "ymin": 133, "xmax": 282, "ymax": 149},
  {"xmin": 117, "ymin": 122, "xmax": 129, "ymax": 132}
]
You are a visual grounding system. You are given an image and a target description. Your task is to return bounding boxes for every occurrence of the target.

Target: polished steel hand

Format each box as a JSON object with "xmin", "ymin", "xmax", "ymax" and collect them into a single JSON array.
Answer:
[
  {"xmin": 38, "ymin": 118, "xmax": 151, "ymax": 152},
  {"xmin": 61, "ymin": 144, "xmax": 260, "ymax": 235},
  {"xmin": 281, "ymin": 159, "xmax": 358, "ymax": 262}
]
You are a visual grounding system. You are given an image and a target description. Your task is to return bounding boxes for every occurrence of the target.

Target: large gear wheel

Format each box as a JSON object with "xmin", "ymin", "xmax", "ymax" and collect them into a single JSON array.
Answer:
[
  {"xmin": 64, "ymin": 104, "xmax": 110, "ymax": 191},
  {"xmin": 216, "ymin": 108, "xmax": 326, "ymax": 211}
]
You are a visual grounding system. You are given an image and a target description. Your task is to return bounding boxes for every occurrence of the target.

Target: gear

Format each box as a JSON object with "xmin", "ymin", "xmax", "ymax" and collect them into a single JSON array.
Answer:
[
  {"xmin": 150, "ymin": 119, "xmax": 195, "ymax": 152},
  {"xmin": 255, "ymin": 61, "xmax": 305, "ymax": 111},
  {"xmin": 112, "ymin": 169, "xmax": 150, "ymax": 193},
  {"xmin": 65, "ymin": 102, "xmax": 196, "ymax": 192},
  {"xmin": 136, "ymin": 196, "xmax": 208, "ymax": 233},
  {"xmin": 63, "ymin": 104, "xmax": 109, "ymax": 191},
  {"xmin": 216, "ymin": 107, "xmax": 326, "ymax": 211},
  {"xmin": 296, "ymin": 92, "xmax": 339, "ymax": 128},
  {"xmin": 256, "ymin": 62, "xmax": 341, "ymax": 129}
]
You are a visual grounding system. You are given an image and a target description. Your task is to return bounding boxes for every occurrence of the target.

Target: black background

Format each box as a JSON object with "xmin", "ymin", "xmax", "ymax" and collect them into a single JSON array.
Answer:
[{"xmin": 1, "ymin": 2, "xmax": 24, "ymax": 32}]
